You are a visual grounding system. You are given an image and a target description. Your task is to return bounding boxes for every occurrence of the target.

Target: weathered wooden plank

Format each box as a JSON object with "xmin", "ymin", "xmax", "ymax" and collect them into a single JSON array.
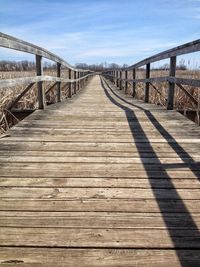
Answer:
[
  {"xmin": 167, "ymin": 56, "xmax": 176, "ymax": 110},
  {"xmin": 1, "ymin": 140, "xmax": 199, "ymax": 152},
  {"xmin": 145, "ymin": 63, "xmax": 150, "ymax": 102},
  {"xmin": 0, "ymin": 227, "xmax": 200, "ymax": 248},
  {"xmin": 3, "ymin": 135, "xmax": 200, "ymax": 142},
  {"xmin": 1, "ymin": 150, "xmax": 200, "ymax": 159},
  {"xmin": 9, "ymin": 125, "xmax": 200, "ymax": 135},
  {"xmin": 0, "ymin": 76, "xmax": 42, "ymax": 89},
  {"xmin": 1, "ymin": 213, "xmax": 200, "ymax": 228},
  {"xmin": 106, "ymin": 75, "xmax": 200, "ymax": 89},
  {"xmin": 1, "ymin": 177, "xmax": 200, "ymax": 188},
  {"xmin": 0, "ymin": 74, "xmax": 93, "ymax": 89},
  {"xmin": 1, "ymin": 199, "xmax": 199, "ymax": 212},
  {"xmin": 56, "ymin": 62, "xmax": 61, "ymax": 102},
  {"xmin": 127, "ymin": 38, "xmax": 200, "ymax": 69},
  {"xmin": 0, "ymin": 32, "xmax": 90, "ymax": 72},
  {"xmin": 0, "ymin": 211, "xmax": 197, "ymax": 218},
  {"xmin": 12, "ymin": 123, "xmax": 199, "ymax": 132},
  {"xmin": 0, "ymin": 74, "xmax": 200, "ymax": 267},
  {"xmin": 0, "ymin": 155, "xmax": 200, "ymax": 164},
  {"xmin": 0, "ymin": 164, "xmax": 199, "ymax": 178},
  {"xmin": 0, "ymin": 144, "xmax": 200, "ymax": 157},
  {"xmin": 36, "ymin": 54, "xmax": 45, "ymax": 109},
  {"xmin": 0, "ymin": 170, "xmax": 198, "ymax": 179},
  {"xmin": 14, "ymin": 117, "xmax": 195, "ymax": 126},
  {"xmin": 0, "ymin": 187, "xmax": 200, "ymax": 199},
  {"xmin": 170, "ymin": 77, "xmax": 200, "ymax": 88},
  {"xmin": 1, "ymin": 248, "xmax": 200, "ymax": 267}
]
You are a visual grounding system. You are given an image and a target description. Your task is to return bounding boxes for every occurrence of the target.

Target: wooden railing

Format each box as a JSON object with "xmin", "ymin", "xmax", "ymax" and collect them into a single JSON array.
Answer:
[
  {"xmin": 103, "ymin": 39, "xmax": 200, "ymax": 110},
  {"xmin": 0, "ymin": 32, "xmax": 94, "ymax": 110}
]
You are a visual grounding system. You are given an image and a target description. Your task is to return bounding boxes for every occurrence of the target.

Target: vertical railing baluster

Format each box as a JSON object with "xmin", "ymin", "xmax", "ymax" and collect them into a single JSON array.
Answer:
[
  {"xmin": 74, "ymin": 71, "xmax": 77, "ymax": 94},
  {"xmin": 119, "ymin": 71, "xmax": 122, "ymax": 90},
  {"xmin": 68, "ymin": 69, "xmax": 72, "ymax": 98},
  {"xmin": 36, "ymin": 55, "xmax": 44, "ymax": 109},
  {"xmin": 116, "ymin": 71, "xmax": 119, "ymax": 88},
  {"xmin": 125, "ymin": 70, "xmax": 128, "ymax": 94},
  {"xmin": 145, "ymin": 63, "xmax": 150, "ymax": 103},
  {"xmin": 57, "ymin": 62, "xmax": 61, "ymax": 102},
  {"xmin": 167, "ymin": 56, "xmax": 176, "ymax": 110},
  {"xmin": 79, "ymin": 72, "xmax": 82, "ymax": 89},
  {"xmin": 132, "ymin": 68, "xmax": 136, "ymax": 97},
  {"xmin": 77, "ymin": 71, "xmax": 80, "ymax": 91},
  {"xmin": 83, "ymin": 72, "xmax": 85, "ymax": 87},
  {"xmin": 114, "ymin": 70, "xmax": 116, "ymax": 85}
]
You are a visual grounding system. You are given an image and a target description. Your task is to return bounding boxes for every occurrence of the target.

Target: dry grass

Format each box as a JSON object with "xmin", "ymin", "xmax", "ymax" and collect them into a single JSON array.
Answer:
[
  {"xmin": 1, "ymin": 69, "xmax": 200, "ymax": 133},
  {"xmin": 0, "ymin": 69, "xmax": 71, "ymax": 133},
  {"xmin": 124, "ymin": 69, "xmax": 200, "ymax": 111}
]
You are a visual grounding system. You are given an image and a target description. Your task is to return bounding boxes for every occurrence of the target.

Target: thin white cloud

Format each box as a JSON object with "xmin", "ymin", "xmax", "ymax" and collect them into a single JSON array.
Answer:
[{"xmin": 0, "ymin": 0, "xmax": 199, "ymax": 65}]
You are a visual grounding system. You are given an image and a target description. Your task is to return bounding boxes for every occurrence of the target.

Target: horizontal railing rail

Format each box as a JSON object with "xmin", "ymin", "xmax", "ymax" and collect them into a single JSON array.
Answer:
[
  {"xmin": 103, "ymin": 39, "xmax": 200, "ymax": 110},
  {"xmin": 0, "ymin": 32, "xmax": 89, "ymax": 72},
  {"xmin": 0, "ymin": 32, "xmax": 94, "ymax": 111},
  {"xmin": 128, "ymin": 39, "xmax": 200, "ymax": 70},
  {"xmin": 0, "ymin": 74, "xmax": 93, "ymax": 89}
]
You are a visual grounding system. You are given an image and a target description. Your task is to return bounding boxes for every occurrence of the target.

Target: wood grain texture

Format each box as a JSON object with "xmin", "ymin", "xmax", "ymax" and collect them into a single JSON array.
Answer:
[
  {"xmin": 1, "ymin": 75, "xmax": 200, "ymax": 266},
  {"xmin": 0, "ymin": 32, "xmax": 89, "ymax": 72},
  {"xmin": 1, "ymin": 248, "xmax": 200, "ymax": 267},
  {"xmin": 127, "ymin": 38, "xmax": 200, "ymax": 69},
  {"xmin": 0, "ymin": 74, "xmax": 93, "ymax": 89}
]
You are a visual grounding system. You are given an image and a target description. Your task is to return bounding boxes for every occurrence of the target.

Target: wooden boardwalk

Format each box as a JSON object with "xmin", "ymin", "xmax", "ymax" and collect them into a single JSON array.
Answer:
[{"xmin": 1, "ymin": 75, "xmax": 200, "ymax": 266}]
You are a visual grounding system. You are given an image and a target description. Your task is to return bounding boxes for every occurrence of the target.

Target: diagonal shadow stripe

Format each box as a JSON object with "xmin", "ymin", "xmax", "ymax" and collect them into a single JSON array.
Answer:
[
  {"xmin": 100, "ymin": 75, "xmax": 200, "ymax": 266},
  {"xmin": 102, "ymin": 75, "xmax": 200, "ymax": 182}
]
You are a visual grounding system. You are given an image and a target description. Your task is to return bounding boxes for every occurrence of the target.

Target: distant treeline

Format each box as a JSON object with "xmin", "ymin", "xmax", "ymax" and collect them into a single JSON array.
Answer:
[
  {"xmin": 75, "ymin": 63, "xmax": 129, "ymax": 71},
  {"xmin": 0, "ymin": 60, "xmax": 56, "ymax": 71},
  {"xmin": 0, "ymin": 61, "xmax": 129, "ymax": 72},
  {"xmin": 74, "ymin": 62, "xmax": 188, "ymax": 71},
  {"xmin": 0, "ymin": 60, "xmax": 188, "ymax": 72}
]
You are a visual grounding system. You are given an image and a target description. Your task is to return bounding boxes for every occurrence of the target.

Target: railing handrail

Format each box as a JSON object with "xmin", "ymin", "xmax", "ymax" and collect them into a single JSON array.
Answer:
[
  {"xmin": 0, "ymin": 33, "xmax": 94, "ymax": 111},
  {"xmin": 0, "ymin": 32, "xmax": 89, "ymax": 72},
  {"xmin": 127, "ymin": 39, "xmax": 200, "ymax": 70},
  {"xmin": 0, "ymin": 74, "xmax": 94, "ymax": 89},
  {"xmin": 103, "ymin": 38, "xmax": 200, "ymax": 112}
]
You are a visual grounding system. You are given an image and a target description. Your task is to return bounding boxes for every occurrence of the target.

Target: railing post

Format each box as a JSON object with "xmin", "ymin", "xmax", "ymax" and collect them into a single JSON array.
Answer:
[
  {"xmin": 74, "ymin": 71, "xmax": 77, "ymax": 94},
  {"xmin": 132, "ymin": 68, "xmax": 136, "ymax": 97},
  {"xmin": 119, "ymin": 71, "xmax": 122, "ymax": 90},
  {"xmin": 167, "ymin": 56, "xmax": 176, "ymax": 110},
  {"xmin": 68, "ymin": 69, "xmax": 72, "ymax": 98},
  {"xmin": 113, "ymin": 70, "xmax": 115, "ymax": 84},
  {"xmin": 114, "ymin": 70, "xmax": 116, "ymax": 85},
  {"xmin": 125, "ymin": 70, "xmax": 128, "ymax": 94},
  {"xmin": 81, "ymin": 72, "xmax": 85, "ymax": 87},
  {"xmin": 79, "ymin": 72, "xmax": 82, "ymax": 89},
  {"xmin": 145, "ymin": 63, "xmax": 150, "ymax": 103},
  {"xmin": 36, "ymin": 55, "xmax": 44, "ymax": 109},
  {"xmin": 57, "ymin": 62, "xmax": 61, "ymax": 102},
  {"xmin": 116, "ymin": 71, "xmax": 119, "ymax": 87},
  {"xmin": 82, "ymin": 72, "xmax": 85, "ymax": 86},
  {"xmin": 77, "ymin": 71, "xmax": 80, "ymax": 91}
]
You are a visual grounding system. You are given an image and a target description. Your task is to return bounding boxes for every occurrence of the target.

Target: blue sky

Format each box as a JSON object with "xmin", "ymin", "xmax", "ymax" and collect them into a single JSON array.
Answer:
[{"xmin": 0, "ymin": 0, "xmax": 200, "ymax": 66}]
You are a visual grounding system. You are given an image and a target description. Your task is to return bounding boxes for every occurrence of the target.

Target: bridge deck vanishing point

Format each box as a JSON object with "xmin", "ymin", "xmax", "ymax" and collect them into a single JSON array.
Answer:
[{"xmin": 1, "ymin": 75, "xmax": 200, "ymax": 266}]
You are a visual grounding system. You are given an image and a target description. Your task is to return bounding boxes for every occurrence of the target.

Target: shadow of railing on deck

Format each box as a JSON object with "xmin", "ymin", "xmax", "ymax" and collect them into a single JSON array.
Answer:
[
  {"xmin": 102, "ymin": 77, "xmax": 200, "ymax": 181},
  {"xmin": 100, "ymin": 76, "xmax": 200, "ymax": 267}
]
